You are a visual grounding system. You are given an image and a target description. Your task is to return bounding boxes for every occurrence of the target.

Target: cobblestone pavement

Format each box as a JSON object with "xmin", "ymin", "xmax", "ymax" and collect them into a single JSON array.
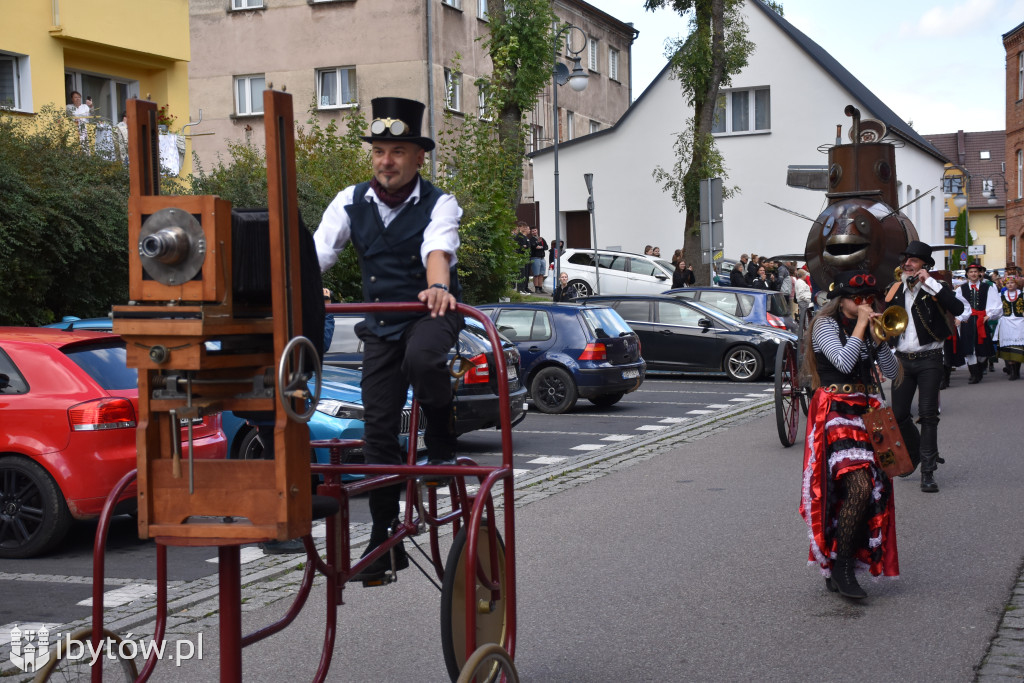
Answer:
[{"xmin": 4, "ymin": 398, "xmax": 1022, "ymax": 680}]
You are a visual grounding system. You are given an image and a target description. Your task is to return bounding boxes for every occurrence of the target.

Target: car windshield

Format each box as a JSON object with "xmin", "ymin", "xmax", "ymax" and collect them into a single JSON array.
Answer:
[
  {"xmin": 580, "ymin": 307, "xmax": 633, "ymax": 339},
  {"xmin": 64, "ymin": 340, "xmax": 138, "ymax": 390}
]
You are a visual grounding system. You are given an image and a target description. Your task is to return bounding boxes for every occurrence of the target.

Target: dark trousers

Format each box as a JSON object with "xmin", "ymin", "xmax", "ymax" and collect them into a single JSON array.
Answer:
[
  {"xmin": 358, "ymin": 312, "xmax": 461, "ymax": 534},
  {"xmin": 892, "ymin": 352, "xmax": 943, "ymax": 473}
]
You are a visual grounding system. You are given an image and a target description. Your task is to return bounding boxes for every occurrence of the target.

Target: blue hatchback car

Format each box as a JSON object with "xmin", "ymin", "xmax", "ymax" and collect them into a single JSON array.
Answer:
[
  {"xmin": 663, "ymin": 286, "xmax": 796, "ymax": 332},
  {"xmin": 475, "ymin": 303, "xmax": 645, "ymax": 414}
]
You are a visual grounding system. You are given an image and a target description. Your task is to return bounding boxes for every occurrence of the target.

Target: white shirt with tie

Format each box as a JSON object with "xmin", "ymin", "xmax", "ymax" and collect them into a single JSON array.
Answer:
[{"xmin": 954, "ymin": 279, "xmax": 1002, "ymax": 364}]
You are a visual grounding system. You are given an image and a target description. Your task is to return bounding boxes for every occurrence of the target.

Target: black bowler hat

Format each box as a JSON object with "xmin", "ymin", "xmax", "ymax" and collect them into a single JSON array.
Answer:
[
  {"xmin": 898, "ymin": 240, "xmax": 937, "ymax": 268},
  {"xmin": 362, "ymin": 97, "xmax": 435, "ymax": 151},
  {"xmin": 827, "ymin": 269, "xmax": 881, "ymax": 300}
]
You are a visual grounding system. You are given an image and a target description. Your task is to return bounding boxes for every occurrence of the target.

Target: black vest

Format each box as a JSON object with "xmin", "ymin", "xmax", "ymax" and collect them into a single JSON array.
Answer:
[
  {"xmin": 814, "ymin": 317, "xmax": 874, "ymax": 386},
  {"xmin": 1003, "ymin": 291, "xmax": 1024, "ymax": 317},
  {"xmin": 885, "ymin": 282, "xmax": 961, "ymax": 346},
  {"xmin": 345, "ymin": 178, "xmax": 459, "ymax": 338},
  {"xmin": 959, "ymin": 281, "xmax": 993, "ymax": 312}
]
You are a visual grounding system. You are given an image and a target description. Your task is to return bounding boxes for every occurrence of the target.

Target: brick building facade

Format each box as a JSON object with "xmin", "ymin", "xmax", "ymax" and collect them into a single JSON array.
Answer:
[{"xmin": 1003, "ymin": 21, "xmax": 1024, "ymax": 269}]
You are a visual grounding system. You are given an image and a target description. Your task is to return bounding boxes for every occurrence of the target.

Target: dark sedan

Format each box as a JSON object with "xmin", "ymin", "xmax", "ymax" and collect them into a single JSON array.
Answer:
[
  {"xmin": 579, "ymin": 295, "xmax": 796, "ymax": 381},
  {"xmin": 324, "ymin": 314, "xmax": 528, "ymax": 434},
  {"xmin": 476, "ymin": 302, "xmax": 645, "ymax": 414}
]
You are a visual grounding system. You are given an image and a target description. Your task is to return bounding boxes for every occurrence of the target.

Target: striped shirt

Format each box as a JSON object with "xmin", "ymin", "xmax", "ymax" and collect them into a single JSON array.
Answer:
[{"xmin": 812, "ymin": 316, "xmax": 900, "ymax": 380}]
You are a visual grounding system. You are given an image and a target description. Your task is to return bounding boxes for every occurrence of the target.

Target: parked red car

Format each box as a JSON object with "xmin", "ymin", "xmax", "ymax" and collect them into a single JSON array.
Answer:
[{"xmin": 0, "ymin": 328, "xmax": 227, "ymax": 558}]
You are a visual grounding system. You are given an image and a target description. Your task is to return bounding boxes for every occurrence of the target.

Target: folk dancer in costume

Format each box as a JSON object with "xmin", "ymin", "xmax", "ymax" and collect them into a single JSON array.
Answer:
[
  {"xmin": 995, "ymin": 275, "xmax": 1024, "ymax": 381},
  {"xmin": 799, "ymin": 270, "xmax": 902, "ymax": 600},
  {"xmin": 954, "ymin": 263, "xmax": 1002, "ymax": 385},
  {"xmin": 313, "ymin": 97, "xmax": 462, "ymax": 583},
  {"xmin": 885, "ymin": 241, "xmax": 964, "ymax": 493}
]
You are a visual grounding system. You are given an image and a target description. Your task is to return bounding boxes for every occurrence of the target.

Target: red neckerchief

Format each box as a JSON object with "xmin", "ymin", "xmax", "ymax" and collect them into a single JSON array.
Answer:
[{"xmin": 370, "ymin": 176, "xmax": 419, "ymax": 209}]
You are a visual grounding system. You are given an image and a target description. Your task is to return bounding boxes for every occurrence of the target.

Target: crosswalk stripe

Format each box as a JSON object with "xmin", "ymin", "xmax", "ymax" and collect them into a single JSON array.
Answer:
[
  {"xmin": 571, "ymin": 444, "xmax": 604, "ymax": 451},
  {"xmin": 601, "ymin": 434, "xmax": 633, "ymax": 441},
  {"xmin": 636, "ymin": 425, "xmax": 668, "ymax": 431},
  {"xmin": 528, "ymin": 456, "xmax": 567, "ymax": 465},
  {"xmin": 205, "ymin": 546, "xmax": 268, "ymax": 565},
  {"xmin": 77, "ymin": 583, "xmax": 156, "ymax": 607},
  {"xmin": 687, "ymin": 409, "xmax": 715, "ymax": 414},
  {"xmin": 729, "ymin": 397, "xmax": 755, "ymax": 402},
  {"xmin": 658, "ymin": 417, "xmax": 691, "ymax": 423}
]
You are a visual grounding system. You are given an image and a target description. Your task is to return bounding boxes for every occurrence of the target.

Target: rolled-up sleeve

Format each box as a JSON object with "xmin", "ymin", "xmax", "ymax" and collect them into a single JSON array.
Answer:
[
  {"xmin": 313, "ymin": 186, "xmax": 356, "ymax": 272},
  {"xmin": 420, "ymin": 192, "xmax": 462, "ymax": 268}
]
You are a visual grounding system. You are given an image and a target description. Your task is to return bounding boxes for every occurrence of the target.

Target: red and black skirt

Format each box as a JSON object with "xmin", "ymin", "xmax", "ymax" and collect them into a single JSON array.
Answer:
[{"xmin": 799, "ymin": 388, "xmax": 900, "ymax": 579}]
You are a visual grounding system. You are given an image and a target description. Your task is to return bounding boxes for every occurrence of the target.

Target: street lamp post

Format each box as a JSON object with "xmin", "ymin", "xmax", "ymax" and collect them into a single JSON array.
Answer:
[{"xmin": 551, "ymin": 24, "xmax": 588, "ymax": 288}]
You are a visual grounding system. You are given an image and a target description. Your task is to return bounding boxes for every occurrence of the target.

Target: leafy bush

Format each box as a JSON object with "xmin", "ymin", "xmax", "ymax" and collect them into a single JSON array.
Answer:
[{"xmin": 0, "ymin": 105, "xmax": 130, "ymax": 325}]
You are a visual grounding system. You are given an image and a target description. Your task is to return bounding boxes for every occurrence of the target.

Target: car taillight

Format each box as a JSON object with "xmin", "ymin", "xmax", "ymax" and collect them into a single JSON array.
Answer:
[
  {"xmin": 462, "ymin": 353, "xmax": 490, "ymax": 384},
  {"xmin": 69, "ymin": 398, "xmax": 137, "ymax": 431},
  {"xmin": 579, "ymin": 342, "xmax": 607, "ymax": 361},
  {"xmin": 767, "ymin": 313, "xmax": 787, "ymax": 329}
]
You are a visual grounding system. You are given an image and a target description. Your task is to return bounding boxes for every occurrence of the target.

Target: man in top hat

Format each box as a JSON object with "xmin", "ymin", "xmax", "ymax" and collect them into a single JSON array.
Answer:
[
  {"xmin": 313, "ymin": 97, "xmax": 462, "ymax": 582},
  {"xmin": 954, "ymin": 263, "xmax": 1002, "ymax": 384},
  {"xmin": 884, "ymin": 240, "xmax": 964, "ymax": 493}
]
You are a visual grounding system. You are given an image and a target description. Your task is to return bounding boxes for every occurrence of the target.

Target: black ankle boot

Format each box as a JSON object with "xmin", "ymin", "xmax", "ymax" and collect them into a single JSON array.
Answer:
[
  {"xmin": 829, "ymin": 556, "xmax": 866, "ymax": 599},
  {"xmin": 968, "ymin": 364, "xmax": 982, "ymax": 384},
  {"xmin": 921, "ymin": 470, "xmax": 939, "ymax": 493}
]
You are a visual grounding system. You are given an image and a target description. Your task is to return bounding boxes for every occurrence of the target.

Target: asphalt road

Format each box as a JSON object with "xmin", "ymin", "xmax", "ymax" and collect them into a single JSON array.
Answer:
[{"xmin": 0, "ymin": 373, "xmax": 773, "ymax": 632}]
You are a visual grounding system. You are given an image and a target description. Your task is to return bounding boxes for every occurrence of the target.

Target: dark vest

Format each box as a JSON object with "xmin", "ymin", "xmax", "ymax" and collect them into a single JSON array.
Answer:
[
  {"xmin": 1003, "ymin": 291, "xmax": 1024, "ymax": 317},
  {"xmin": 885, "ymin": 282, "xmax": 962, "ymax": 346},
  {"xmin": 345, "ymin": 178, "xmax": 459, "ymax": 338},
  {"xmin": 814, "ymin": 316, "xmax": 874, "ymax": 386},
  {"xmin": 959, "ymin": 281, "xmax": 993, "ymax": 312}
]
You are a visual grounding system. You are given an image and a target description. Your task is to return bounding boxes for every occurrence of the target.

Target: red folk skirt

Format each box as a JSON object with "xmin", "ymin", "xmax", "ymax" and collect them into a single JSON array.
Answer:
[{"xmin": 799, "ymin": 387, "xmax": 900, "ymax": 579}]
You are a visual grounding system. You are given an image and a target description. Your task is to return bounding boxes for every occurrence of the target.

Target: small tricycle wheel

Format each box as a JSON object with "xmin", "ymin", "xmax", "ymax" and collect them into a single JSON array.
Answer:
[
  {"xmin": 456, "ymin": 643, "xmax": 519, "ymax": 683},
  {"xmin": 441, "ymin": 522, "xmax": 508, "ymax": 682},
  {"xmin": 35, "ymin": 626, "xmax": 139, "ymax": 681},
  {"xmin": 774, "ymin": 341, "xmax": 800, "ymax": 447}
]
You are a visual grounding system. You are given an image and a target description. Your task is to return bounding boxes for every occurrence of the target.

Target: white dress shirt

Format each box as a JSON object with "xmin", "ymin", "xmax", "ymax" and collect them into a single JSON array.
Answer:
[
  {"xmin": 895, "ymin": 275, "xmax": 944, "ymax": 353},
  {"xmin": 313, "ymin": 179, "xmax": 462, "ymax": 273},
  {"xmin": 955, "ymin": 281, "xmax": 1002, "ymax": 323}
]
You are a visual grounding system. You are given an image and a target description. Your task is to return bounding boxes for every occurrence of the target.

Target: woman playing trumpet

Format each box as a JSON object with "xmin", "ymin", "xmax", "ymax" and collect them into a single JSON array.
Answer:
[{"xmin": 799, "ymin": 270, "xmax": 902, "ymax": 600}]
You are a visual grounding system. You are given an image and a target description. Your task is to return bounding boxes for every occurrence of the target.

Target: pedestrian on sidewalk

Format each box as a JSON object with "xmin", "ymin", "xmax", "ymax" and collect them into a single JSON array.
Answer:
[
  {"xmin": 995, "ymin": 275, "xmax": 1024, "ymax": 380},
  {"xmin": 552, "ymin": 271, "xmax": 573, "ymax": 302},
  {"xmin": 886, "ymin": 241, "xmax": 964, "ymax": 493},
  {"xmin": 513, "ymin": 221, "xmax": 532, "ymax": 294},
  {"xmin": 799, "ymin": 269, "xmax": 902, "ymax": 600},
  {"xmin": 529, "ymin": 226, "xmax": 548, "ymax": 293},
  {"xmin": 313, "ymin": 96, "xmax": 462, "ymax": 582}
]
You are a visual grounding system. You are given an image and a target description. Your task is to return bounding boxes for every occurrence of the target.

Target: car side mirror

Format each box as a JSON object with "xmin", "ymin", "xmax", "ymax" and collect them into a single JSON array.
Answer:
[
  {"xmin": 698, "ymin": 318, "xmax": 712, "ymax": 330},
  {"xmin": 655, "ymin": 273, "xmax": 668, "ymax": 280}
]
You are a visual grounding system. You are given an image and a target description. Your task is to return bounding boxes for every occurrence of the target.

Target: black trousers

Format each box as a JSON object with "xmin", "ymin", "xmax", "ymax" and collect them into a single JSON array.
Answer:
[
  {"xmin": 892, "ymin": 352, "xmax": 943, "ymax": 473},
  {"xmin": 358, "ymin": 312, "xmax": 462, "ymax": 534}
]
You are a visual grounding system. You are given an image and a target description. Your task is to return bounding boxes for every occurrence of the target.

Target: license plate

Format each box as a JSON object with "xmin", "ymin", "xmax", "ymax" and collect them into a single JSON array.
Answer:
[
  {"xmin": 622, "ymin": 368, "xmax": 640, "ymax": 379},
  {"xmin": 416, "ymin": 435, "xmax": 426, "ymax": 451},
  {"xmin": 506, "ymin": 365, "xmax": 517, "ymax": 380}
]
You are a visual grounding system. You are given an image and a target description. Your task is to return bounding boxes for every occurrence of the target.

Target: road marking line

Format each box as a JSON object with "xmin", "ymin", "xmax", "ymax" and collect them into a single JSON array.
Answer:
[
  {"xmin": 658, "ymin": 417, "xmax": 691, "ymax": 423},
  {"xmin": 745, "ymin": 393, "xmax": 767, "ymax": 398},
  {"xmin": 601, "ymin": 434, "xmax": 633, "ymax": 441},
  {"xmin": 687, "ymin": 409, "xmax": 715, "ymax": 414},
  {"xmin": 636, "ymin": 425, "xmax": 669, "ymax": 431},
  {"xmin": 78, "ymin": 583, "xmax": 156, "ymax": 607},
  {"xmin": 729, "ymin": 397, "xmax": 755, "ymax": 402},
  {"xmin": 0, "ymin": 623, "xmax": 60, "ymax": 647},
  {"xmin": 571, "ymin": 444, "xmax": 604, "ymax": 451},
  {"xmin": 705, "ymin": 404, "xmax": 731, "ymax": 408},
  {"xmin": 528, "ymin": 456, "xmax": 567, "ymax": 465}
]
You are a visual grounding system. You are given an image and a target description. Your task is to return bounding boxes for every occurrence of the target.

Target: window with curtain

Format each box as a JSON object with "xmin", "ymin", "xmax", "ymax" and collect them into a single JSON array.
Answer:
[
  {"xmin": 316, "ymin": 67, "xmax": 357, "ymax": 108},
  {"xmin": 477, "ymin": 81, "xmax": 490, "ymax": 119},
  {"xmin": 478, "ymin": 0, "xmax": 487, "ymax": 19},
  {"xmin": 442, "ymin": 0, "xmax": 462, "ymax": 8},
  {"xmin": 589, "ymin": 120, "xmax": 600, "ymax": 134},
  {"xmin": 711, "ymin": 87, "xmax": 771, "ymax": 135},
  {"xmin": 234, "ymin": 74, "xmax": 266, "ymax": 115},
  {"xmin": 609, "ymin": 48, "xmax": 619, "ymax": 81},
  {"xmin": 566, "ymin": 110, "xmax": 575, "ymax": 140},
  {"xmin": 444, "ymin": 68, "xmax": 462, "ymax": 112},
  {"xmin": 588, "ymin": 37, "xmax": 599, "ymax": 71},
  {"xmin": 231, "ymin": 0, "xmax": 263, "ymax": 9},
  {"xmin": 0, "ymin": 53, "xmax": 20, "ymax": 109}
]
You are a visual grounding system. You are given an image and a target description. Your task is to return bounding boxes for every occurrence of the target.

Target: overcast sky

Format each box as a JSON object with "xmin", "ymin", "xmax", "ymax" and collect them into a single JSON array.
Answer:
[{"xmin": 587, "ymin": 0, "xmax": 1022, "ymax": 135}]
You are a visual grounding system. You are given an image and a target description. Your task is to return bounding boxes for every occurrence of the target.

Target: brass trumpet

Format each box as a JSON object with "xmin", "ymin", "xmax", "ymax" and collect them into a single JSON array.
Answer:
[{"xmin": 872, "ymin": 305, "xmax": 908, "ymax": 340}]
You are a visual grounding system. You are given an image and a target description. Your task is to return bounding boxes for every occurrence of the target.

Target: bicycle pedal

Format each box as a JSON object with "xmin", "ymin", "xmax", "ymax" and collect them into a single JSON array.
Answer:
[{"xmin": 360, "ymin": 573, "xmax": 397, "ymax": 588}]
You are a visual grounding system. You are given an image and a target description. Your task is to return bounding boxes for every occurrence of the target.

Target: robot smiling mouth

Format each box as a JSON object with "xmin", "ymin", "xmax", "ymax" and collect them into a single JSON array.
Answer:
[{"xmin": 823, "ymin": 234, "xmax": 869, "ymax": 267}]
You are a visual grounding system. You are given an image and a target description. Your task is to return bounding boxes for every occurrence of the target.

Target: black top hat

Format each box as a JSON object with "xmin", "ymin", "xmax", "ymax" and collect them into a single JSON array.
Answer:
[
  {"xmin": 827, "ymin": 269, "xmax": 881, "ymax": 300},
  {"xmin": 362, "ymin": 97, "xmax": 435, "ymax": 151},
  {"xmin": 898, "ymin": 240, "xmax": 937, "ymax": 268}
]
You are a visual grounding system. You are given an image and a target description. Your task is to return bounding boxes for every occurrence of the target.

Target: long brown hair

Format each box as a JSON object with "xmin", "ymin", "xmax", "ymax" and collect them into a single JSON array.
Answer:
[{"xmin": 799, "ymin": 298, "xmax": 841, "ymax": 390}]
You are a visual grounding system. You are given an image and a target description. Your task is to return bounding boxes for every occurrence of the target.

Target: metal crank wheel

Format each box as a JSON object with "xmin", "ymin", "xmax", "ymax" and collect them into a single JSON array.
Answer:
[
  {"xmin": 276, "ymin": 335, "xmax": 322, "ymax": 422},
  {"xmin": 35, "ymin": 626, "xmax": 139, "ymax": 682},
  {"xmin": 441, "ymin": 522, "xmax": 509, "ymax": 683},
  {"xmin": 774, "ymin": 341, "xmax": 800, "ymax": 447},
  {"xmin": 457, "ymin": 643, "xmax": 519, "ymax": 683}
]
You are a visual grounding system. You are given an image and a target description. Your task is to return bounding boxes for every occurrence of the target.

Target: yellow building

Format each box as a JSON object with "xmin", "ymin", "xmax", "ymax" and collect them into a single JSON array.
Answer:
[{"xmin": 1, "ymin": 0, "xmax": 192, "ymax": 173}]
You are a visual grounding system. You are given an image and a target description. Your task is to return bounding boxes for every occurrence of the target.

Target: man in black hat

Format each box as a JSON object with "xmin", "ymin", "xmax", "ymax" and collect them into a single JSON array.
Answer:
[
  {"xmin": 954, "ymin": 263, "xmax": 1002, "ymax": 384},
  {"xmin": 313, "ymin": 97, "xmax": 462, "ymax": 582},
  {"xmin": 884, "ymin": 241, "xmax": 964, "ymax": 492}
]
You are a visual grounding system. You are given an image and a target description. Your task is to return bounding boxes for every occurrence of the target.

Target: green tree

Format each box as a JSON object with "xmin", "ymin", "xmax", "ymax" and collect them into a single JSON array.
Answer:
[
  {"xmin": 645, "ymin": 0, "xmax": 773, "ymax": 284},
  {"xmin": 0, "ymin": 105, "xmax": 130, "ymax": 325}
]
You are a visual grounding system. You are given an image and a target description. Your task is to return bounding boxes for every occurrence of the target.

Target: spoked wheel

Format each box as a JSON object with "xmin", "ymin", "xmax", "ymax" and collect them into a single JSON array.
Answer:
[
  {"xmin": 441, "ymin": 523, "xmax": 509, "ymax": 683},
  {"xmin": 35, "ymin": 627, "xmax": 139, "ymax": 682},
  {"xmin": 457, "ymin": 643, "xmax": 519, "ymax": 683},
  {"xmin": 774, "ymin": 341, "xmax": 801, "ymax": 447}
]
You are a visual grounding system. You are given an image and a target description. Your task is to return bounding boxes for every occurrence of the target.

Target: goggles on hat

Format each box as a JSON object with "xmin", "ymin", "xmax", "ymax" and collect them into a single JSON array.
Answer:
[
  {"xmin": 370, "ymin": 117, "xmax": 409, "ymax": 136},
  {"xmin": 847, "ymin": 273, "xmax": 876, "ymax": 287}
]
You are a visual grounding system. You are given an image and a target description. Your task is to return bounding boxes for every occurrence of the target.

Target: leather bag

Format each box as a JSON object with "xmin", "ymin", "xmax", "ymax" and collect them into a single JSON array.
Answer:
[{"xmin": 863, "ymin": 405, "xmax": 914, "ymax": 478}]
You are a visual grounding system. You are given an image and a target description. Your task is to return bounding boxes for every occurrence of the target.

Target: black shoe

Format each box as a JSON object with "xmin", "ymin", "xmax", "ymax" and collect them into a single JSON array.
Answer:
[
  {"xmin": 420, "ymin": 457, "xmax": 456, "ymax": 487},
  {"xmin": 921, "ymin": 471, "xmax": 939, "ymax": 493},
  {"xmin": 259, "ymin": 538, "xmax": 306, "ymax": 555},
  {"xmin": 352, "ymin": 540, "xmax": 409, "ymax": 583},
  {"xmin": 829, "ymin": 556, "xmax": 866, "ymax": 599}
]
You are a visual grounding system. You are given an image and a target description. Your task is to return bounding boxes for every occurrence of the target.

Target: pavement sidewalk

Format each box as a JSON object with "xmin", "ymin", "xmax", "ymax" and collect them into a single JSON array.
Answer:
[{"xmin": 8, "ymin": 369, "xmax": 1024, "ymax": 681}]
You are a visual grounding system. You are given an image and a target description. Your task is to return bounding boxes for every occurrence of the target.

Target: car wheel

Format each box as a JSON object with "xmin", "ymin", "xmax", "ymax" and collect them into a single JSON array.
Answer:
[
  {"xmin": 723, "ymin": 346, "xmax": 763, "ymax": 382},
  {"xmin": 530, "ymin": 366, "xmax": 579, "ymax": 414},
  {"xmin": 589, "ymin": 392, "xmax": 625, "ymax": 408},
  {"xmin": 238, "ymin": 429, "xmax": 265, "ymax": 460},
  {"xmin": 0, "ymin": 456, "xmax": 72, "ymax": 559},
  {"xmin": 567, "ymin": 279, "xmax": 592, "ymax": 298}
]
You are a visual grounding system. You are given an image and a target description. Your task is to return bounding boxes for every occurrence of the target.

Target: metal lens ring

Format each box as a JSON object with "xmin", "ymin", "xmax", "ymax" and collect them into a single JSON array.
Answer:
[
  {"xmin": 388, "ymin": 119, "xmax": 408, "ymax": 136},
  {"xmin": 370, "ymin": 118, "xmax": 409, "ymax": 137}
]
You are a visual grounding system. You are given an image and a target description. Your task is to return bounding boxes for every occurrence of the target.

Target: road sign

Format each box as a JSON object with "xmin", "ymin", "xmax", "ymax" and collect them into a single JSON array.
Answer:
[{"xmin": 968, "ymin": 245, "xmax": 986, "ymax": 255}]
